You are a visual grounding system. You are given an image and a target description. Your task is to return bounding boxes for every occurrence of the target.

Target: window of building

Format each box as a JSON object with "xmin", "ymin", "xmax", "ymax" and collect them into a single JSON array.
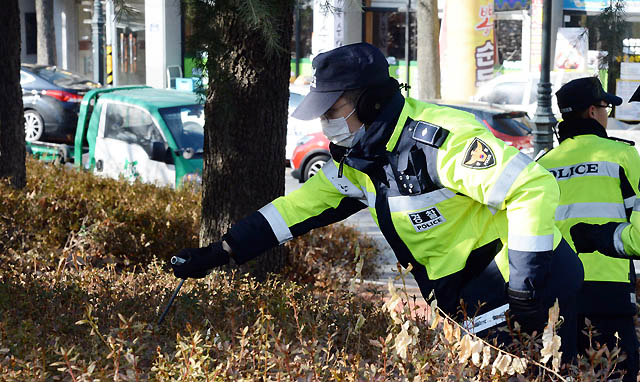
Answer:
[{"xmin": 365, "ymin": 10, "xmax": 417, "ymax": 62}]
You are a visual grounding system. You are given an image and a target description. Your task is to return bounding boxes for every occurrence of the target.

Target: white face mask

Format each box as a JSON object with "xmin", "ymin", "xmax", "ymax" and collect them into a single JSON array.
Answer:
[{"xmin": 321, "ymin": 108, "xmax": 362, "ymax": 147}]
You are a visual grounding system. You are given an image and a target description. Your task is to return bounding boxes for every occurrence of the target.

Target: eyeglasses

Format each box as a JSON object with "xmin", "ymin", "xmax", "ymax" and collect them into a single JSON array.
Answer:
[{"xmin": 593, "ymin": 103, "xmax": 613, "ymax": 115}]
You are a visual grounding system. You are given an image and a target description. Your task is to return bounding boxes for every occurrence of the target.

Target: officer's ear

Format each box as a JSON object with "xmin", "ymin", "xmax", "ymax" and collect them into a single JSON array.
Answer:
[
  {"xmin": 355, "ymin": 78, "xmax": 400, "ymax": 125},
  {"xmin": 580, "ymin": 106, "xmax": 595, "ymax": 120}
]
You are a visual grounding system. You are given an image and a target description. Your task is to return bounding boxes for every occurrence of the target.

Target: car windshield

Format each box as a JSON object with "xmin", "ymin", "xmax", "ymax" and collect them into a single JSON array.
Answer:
[
  {"xmin": 480, "ymin": 81, "xmax": 526, "ymax": 105},
  {"xmin": 31, "ymin": 66, "xmax": 95, "ymax": 88},
  {"xmin": 158, "ymin": 105, "xmax": 205, "ymax": 152},
  {"xmin": 490, "ymin": 115, "xmax": 532, "ymax": 136}
]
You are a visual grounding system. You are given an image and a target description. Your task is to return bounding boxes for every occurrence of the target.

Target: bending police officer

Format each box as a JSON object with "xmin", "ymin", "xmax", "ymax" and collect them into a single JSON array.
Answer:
[{"xmin": 171, "ymin": 43, "xmax": 584, "ymax": 361}]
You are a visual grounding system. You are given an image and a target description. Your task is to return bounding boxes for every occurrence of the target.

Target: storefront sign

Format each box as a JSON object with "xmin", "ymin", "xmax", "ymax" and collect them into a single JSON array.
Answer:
[
  {"xmin": 554, "ymin": 28, "xmax": 588, "ymax": 71},
  {"xmin": 495, "ymin": 0, "xmax": 529, "ymax": 11},
  {"xmin": 563, "ymin": 0, "xmax": 640, "ymax": 13},
  {"xmin": 440, "ymin": 0, "xmax": 496, "ymax": 100},
  {"xmin": 312, "ymin": 0, "xmax": 345, "ymax": 55}
]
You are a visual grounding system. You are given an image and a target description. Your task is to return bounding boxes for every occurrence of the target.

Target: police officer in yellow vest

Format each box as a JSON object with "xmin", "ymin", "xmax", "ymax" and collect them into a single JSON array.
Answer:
[
  {"xmin": 537, "ymin": 77, "xmax": 639, "ymax": 380},
  {"xmin": 170, "ymin": 43, "xmax": 583, "ymax": 360}
]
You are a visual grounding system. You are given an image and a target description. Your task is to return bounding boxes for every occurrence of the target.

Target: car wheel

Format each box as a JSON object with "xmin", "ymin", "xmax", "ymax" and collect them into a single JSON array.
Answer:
[
  {"xmin": 303, "ymin": 154, "xmax": 330, "ymax": 182},
  {"xmin": 24, "ymin": 110, "xmax": 44, "ymax": 142}
]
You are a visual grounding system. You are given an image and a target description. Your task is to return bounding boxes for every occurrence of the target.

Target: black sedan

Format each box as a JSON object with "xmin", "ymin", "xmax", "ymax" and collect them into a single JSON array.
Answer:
[{"xmin": 21, "ymin": 64, "xmax": 100, "ymax": 143}]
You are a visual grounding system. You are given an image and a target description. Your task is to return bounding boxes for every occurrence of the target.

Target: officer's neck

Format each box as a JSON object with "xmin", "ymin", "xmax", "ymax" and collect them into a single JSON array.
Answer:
[{"xmin": 557, "ymin": 117, "xmax": 607, "ymax": 143}]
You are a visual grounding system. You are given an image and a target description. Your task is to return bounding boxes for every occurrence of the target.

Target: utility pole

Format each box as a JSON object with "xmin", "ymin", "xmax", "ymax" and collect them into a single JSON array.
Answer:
[
  {"xmin": 105, "ymin": 0, "xmax": 114, "ymax": 85},
  {"xmin": 295, "ymin": 1, "xmax": 301, "ymax": 78},
  {"xmin": 404, "ymin": 0, "xmax": 411, "ymax": 97},
  {"xmin": 92, "ymin": 0, "xmax": 105, "ymax": 84},
  {"xmin": 532, "ymin": 0, "xmax": 556, "ymax": 157}
]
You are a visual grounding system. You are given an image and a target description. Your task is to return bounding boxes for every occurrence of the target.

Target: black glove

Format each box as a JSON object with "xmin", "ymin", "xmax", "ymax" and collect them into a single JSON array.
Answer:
[
  {"xmin": 507, "ymin": 288, "xmax": 545, "ymax": 333},
  {"xmin": 171, "ymin": 241, "xmax": 230, "ymax": 279},
  {"xmin": 570, "ymin": 222, "xmax": 620, "ymax": 258}
]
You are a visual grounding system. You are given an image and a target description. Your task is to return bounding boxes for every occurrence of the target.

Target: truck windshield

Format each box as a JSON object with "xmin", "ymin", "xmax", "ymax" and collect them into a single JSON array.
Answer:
[{"xmin": 159, "ymin": 105, "xmax": 205, "ymax": 152}]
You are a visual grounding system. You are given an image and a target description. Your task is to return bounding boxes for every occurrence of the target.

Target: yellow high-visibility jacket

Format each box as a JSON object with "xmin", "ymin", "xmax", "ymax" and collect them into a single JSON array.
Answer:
[
  {"xmin": 225, "ymin": 94, "xmax": 581, "ymax": 315},
  {"xmin": 538, "ymin": 118, "xmax": 639, "ymax": 315}
]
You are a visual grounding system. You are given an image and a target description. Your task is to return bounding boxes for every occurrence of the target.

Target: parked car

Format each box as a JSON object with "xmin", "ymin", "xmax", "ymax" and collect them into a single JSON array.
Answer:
[
  {"xmin": 471, "ymin": 71, "xmax": 587, "ymax": 119},
  {"xmin": 21, "ymin": 64, "xmax": 100, "ymax": 143},
  {"xmin": 291, "ymin": 101, "xmax": 533, "ymax": 182},
  {"xmin": 291, "ymin": 132, "xmax": 331, "ymax": 182},
  {"xmin": 287, "ymin": 90, "xmax": 321, "ymax": 163},
  {"xmin": 438, "ymin": 101, "xmax": 533, "ymax": 156}
]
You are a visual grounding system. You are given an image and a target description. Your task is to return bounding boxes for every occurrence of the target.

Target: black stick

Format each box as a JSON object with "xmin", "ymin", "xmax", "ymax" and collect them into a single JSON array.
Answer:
[{"xmin": 157, "ymin": 278, "xmax": 185, "ymax": 325}]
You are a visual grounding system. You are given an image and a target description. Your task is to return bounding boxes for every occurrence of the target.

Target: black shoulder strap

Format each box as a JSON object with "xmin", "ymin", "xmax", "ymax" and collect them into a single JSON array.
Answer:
[{"xmin": 410, "ymin": 121, "xmax": 450, "ymax": 148}]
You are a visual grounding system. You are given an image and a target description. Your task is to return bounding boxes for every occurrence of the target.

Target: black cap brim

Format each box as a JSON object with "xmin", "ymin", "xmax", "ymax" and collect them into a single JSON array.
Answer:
[
  {"xmin": 630, "ymin": 85, "xmax": 640, "ymax": 103},
  {"xmin": 291, "ymin": 90, "xmax": 343, "ymax": 120},
  {"xmin": 603, "ymin": 92, "xmax": 623, "ymax": 106}
]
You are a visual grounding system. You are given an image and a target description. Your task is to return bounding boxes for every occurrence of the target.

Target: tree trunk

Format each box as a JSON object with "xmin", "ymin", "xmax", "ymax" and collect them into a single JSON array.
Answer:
[
  {"xmin": 417, "ymin": 0, "xmax": 440, "ymax": 100},
  {"xmin": 199, "ymin": 1, "xmax": 293, "ymax": 278},
  {"xmin": 0, "ymin": 0, "xmax": 26, "ymax": 188},
  {"xmin": 36, "ymin": 0, "xmax": 57, "ymax": 66}
]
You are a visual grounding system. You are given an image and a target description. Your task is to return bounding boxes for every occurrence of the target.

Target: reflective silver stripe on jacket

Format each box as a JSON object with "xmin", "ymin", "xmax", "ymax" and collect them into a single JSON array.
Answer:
[
  {"xmin": 634, "ymin": 198, "xmax": 640, "ymax": 212},
  {"xmin": 614, "ymin": 222, "xmax": 630, "ymax": 256},
  {"xmin": 322, "ymin": 161, "xmax": 367, "ymax": 202},
  {"xmin": 547, "ymin": 161, "xmax": 620, "ymax": 181},
  {"xmin": 486, "ymin": 152, "xmax": 532, "ymax": 209},
  {"xmin": 555, "ymin": 202, "xmax": 626, "ymax": 221},
  {"xmin": 508, "ymin": 233, "xmax": 554, "ymax": 252},
  {"xmin": 258, "ymin": 203, "xmax": 293, "ymax": 244},
  {"xmin": 625, "ymin": 196, "xmax": 637, "ymax": 210},
  {"xmin": 364, "ymin": 190, "xmax": 376, "ymax": 207},
  {"xmin": 388, "ymin": 188, "xmax": 456, "ymax": 213}
]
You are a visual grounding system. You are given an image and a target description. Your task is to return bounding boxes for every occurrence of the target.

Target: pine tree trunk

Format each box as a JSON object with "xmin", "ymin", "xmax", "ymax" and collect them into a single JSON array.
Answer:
[
  {"xmin": 0, "ymin": 0, "xmax": 26, "ymax": 188},
  {"xmin": 417, "ymin": 0, "xmax": 440, "ymax": 100},
  {"xmin": 36, "ymin": 0, "xmax": 57, "ymax": 66},
  {"xmin": 199, "ymin": 1, "xmax": 293, "ymax": 278}
]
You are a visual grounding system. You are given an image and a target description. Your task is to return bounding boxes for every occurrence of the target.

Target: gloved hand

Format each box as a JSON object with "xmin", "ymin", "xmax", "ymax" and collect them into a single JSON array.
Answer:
[
  {"xmin": 171, "ymin": 241, "xmax": 230, "ymax": 279},
  {"xmin": 570, "ymin": 222, "xmax": 620, "ymax": 257},
  {"xmin": 507, "ymin": 288, "xmax": 545, "ymax": 333}
]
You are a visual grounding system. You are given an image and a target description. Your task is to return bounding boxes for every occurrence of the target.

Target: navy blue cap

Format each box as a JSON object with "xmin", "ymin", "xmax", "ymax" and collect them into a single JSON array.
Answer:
[
  {"xmin": 292, "ymin": 42, "xmax": 390, "ymax": 120},
  {"xmin": 556, "ymin": 77, "xmax": 622, "ymax": 113}
]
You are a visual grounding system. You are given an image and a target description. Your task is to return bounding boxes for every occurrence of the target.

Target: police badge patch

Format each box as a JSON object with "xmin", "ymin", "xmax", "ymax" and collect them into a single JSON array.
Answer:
[
  {"xmin": 462, "ymin": 138, "xmax": 495, "ymax": 169},
  {"xmin": 408, "ymin": 207, "xmax": 446, "ymax": 232}
]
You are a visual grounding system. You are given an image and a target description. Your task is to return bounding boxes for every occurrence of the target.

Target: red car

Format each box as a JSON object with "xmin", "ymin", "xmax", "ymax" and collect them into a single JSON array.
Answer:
[
  {"xmin": 291, "ymin": 102, "xmax": 533, "ymax": 183},
  {"xmin": 291, "ymin": 132, "xmax": 331, "ymax": 182},
  {"xmin": 441, "ymin": 102, "xmax": 533, "ymax": 153}
]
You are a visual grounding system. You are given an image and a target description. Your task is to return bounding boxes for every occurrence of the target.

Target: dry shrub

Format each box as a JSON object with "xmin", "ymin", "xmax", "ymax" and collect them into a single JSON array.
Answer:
[
  {"xmin": 0, "ymin": 159, "xmax": 632, "ymax": 380},
  {"xmin": 0, "ymin": 157, "xmax": 201, "ymax": 266}
]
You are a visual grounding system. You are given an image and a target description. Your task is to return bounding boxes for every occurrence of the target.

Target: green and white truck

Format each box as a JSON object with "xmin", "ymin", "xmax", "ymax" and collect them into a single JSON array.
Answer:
[{"xmin": 27, "ymin": 86, "xmax": 204, "ymax": 188}]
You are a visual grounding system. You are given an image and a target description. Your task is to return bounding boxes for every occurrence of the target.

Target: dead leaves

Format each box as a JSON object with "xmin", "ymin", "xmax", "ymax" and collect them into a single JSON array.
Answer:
[{"xmin": 540, "ymin": 300, "xmax": 563, "ymax": 372}]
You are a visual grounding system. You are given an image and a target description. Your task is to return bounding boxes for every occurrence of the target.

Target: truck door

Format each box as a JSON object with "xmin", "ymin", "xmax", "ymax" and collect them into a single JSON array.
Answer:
[{"xmin": 94, "ymin": 102, "xmax": 176, "ymax": 187}]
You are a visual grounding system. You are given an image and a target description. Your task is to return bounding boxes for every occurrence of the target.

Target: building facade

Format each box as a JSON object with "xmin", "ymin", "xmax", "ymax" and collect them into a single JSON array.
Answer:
[{"xmin": 19, "ymin": 0, "xmax": 182, "ymax": 89}]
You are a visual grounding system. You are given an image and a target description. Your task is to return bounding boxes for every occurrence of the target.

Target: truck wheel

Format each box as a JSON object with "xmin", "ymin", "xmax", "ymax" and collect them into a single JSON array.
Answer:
[
  {"xmin": 303, "ymin": 154, "xmax": 330, "ymax": 182},
  {"xmin": 24, "ymin": 110, "xmax": 44, "ymax": 142}
]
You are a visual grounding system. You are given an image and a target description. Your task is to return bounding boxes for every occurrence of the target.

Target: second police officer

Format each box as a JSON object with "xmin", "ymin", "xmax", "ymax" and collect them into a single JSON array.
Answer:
[
  {"xmin": 538, "ymin": 77, "xmax": 640, "ymax": 380},
  {"xmin": 171, "ymin": 42, "xmax": 584, "ymax": 361}
]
